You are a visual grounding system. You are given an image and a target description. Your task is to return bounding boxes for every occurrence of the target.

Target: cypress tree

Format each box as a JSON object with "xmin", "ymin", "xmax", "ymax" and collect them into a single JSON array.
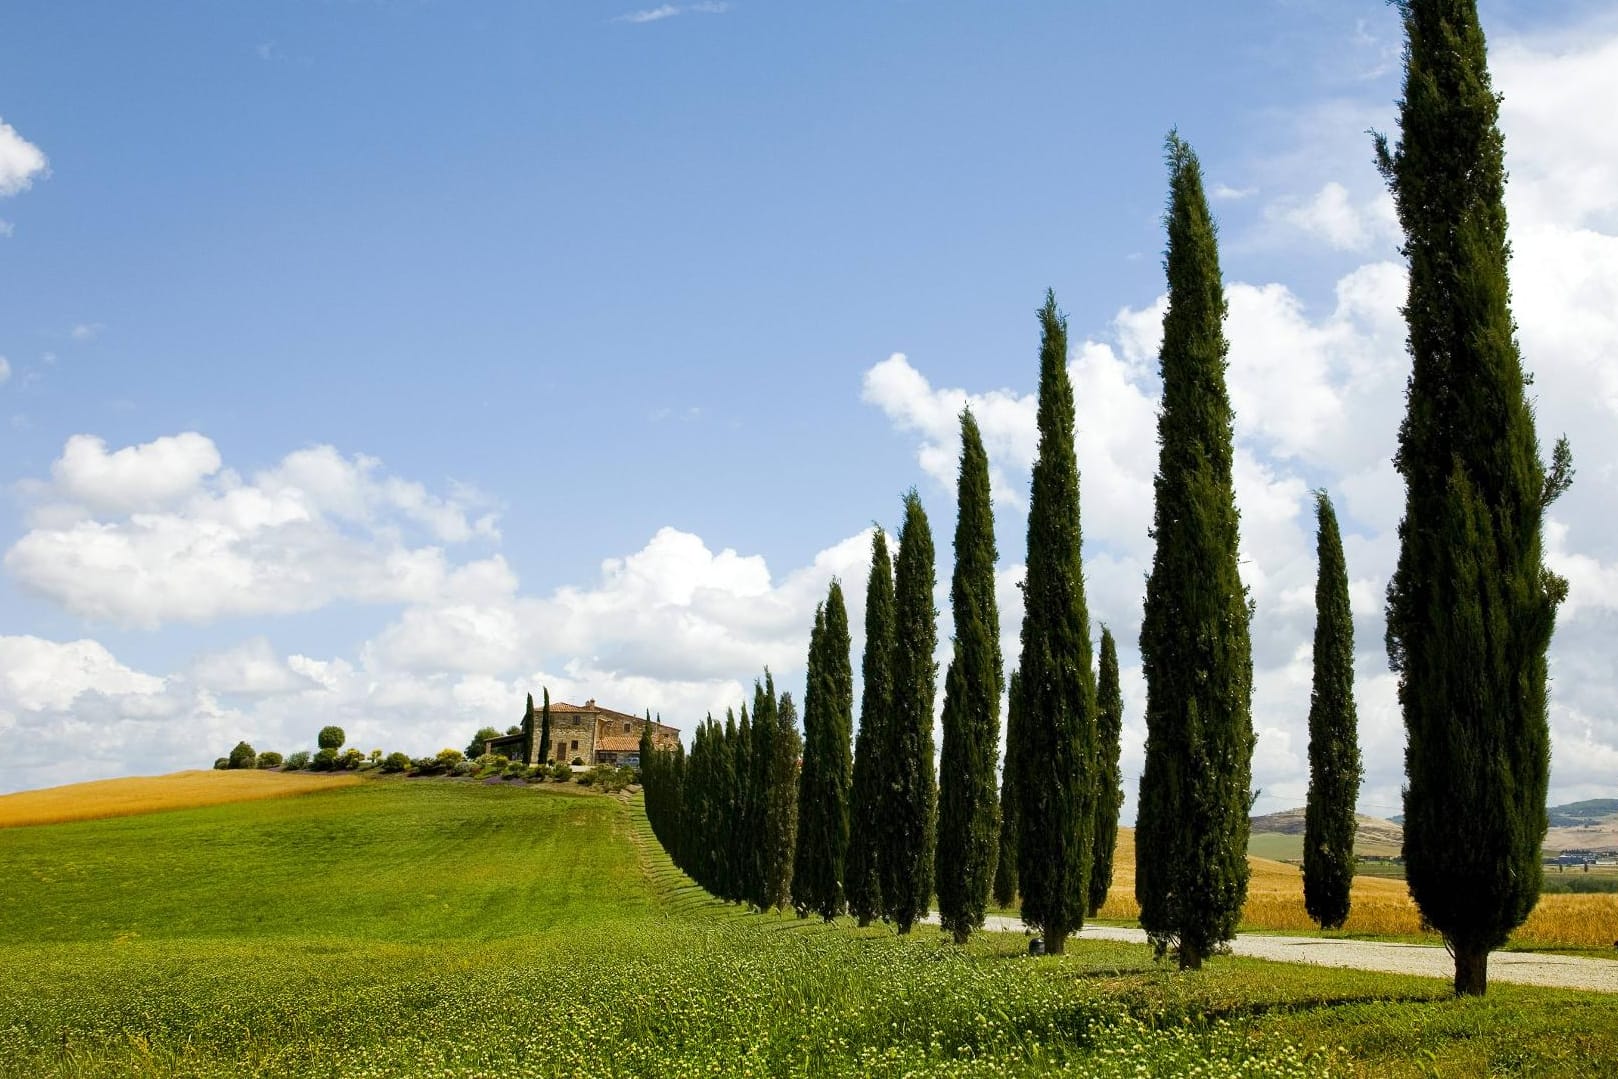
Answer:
[
  {"xmin": 795, "ymin": 583, "xmax": 855, "ymax": 921},
  {"xmin": 1014, "ymin": 291, "xmax": 1099, "ymax": 956},
  {"xmin": 539, "ymin": 688, "xmax": 552, "ymax": 765},
  {"xmin": 992, "ymin": 669, "xmax": 1022, "ymax": 910},
  {"xmin": 748, "ymin": 680, "xmax": 778, "ymax": 909},
  {"xmin": 936, "ymin": 410, "xmax": 1004, "ymax": 945},
  {"xmin": 1135, "ymin": 132, "xmax": 1254, "ymax": 971},
  {"xmin": 1303, "ymin": 491, "xmax": 1362, "ymax": 931},
  {"xmin": 1088, "ymin": 627, "xmax": 1124, "ymax": 917},
  {"xmin": 884, "ymin": 491, "xmax": 938, "ymax": 934},
  {"xmin": 730, "ymin": 706, "xmax": 751, "ymax": 904},
  {"xmin": 765, "ymin": 688, "xmax": 803, "ymax": 911},
  {"xmin": 1375, "ymin": 0, "xmax": 1572, "ymax": 996},
  {"xmin": 522, "ymin": 693, "xmax": 536, "ymax": 765},
  {"xmin": 846, "ymin": 529, "xmax": 894, "ymax": 927}
]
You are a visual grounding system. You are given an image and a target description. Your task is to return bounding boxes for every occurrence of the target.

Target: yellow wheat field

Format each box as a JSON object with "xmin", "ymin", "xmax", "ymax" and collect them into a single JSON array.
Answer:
[
  {"xmin": 1096, "ymin": 828, "xmax": 1618, "ymax": 951},
  {"xmin": 0, "ymin": 769, "xmax": 363, "ymax": 829}
]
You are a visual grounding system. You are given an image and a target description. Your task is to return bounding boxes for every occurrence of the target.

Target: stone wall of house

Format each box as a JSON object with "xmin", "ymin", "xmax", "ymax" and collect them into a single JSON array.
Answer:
[{"xmin": 550, "ymin": 713, "xmax": 596, "ymax": 765}]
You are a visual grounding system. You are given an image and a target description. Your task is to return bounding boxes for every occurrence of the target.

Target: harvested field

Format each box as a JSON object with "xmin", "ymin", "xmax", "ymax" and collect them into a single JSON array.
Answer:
[
  {"xmin": 0, "ymin": 770, "xmax": 363, "ymax": 829},
  {"xmin": 1094, "ymin": 827, "xmax": 1618, "ymax": 951}
]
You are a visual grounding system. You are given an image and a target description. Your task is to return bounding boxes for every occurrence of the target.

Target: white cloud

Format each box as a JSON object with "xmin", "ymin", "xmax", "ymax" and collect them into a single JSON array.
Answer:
[
  {"xmin": 49, "ymin": 432, "xmax": 222, "ymax": 514},
  {"xmin": 6, "ymin": 434, "xmax": 504, "ymax": 627},
  {"xmin": 614, "ymin": 2, "xmax": 728, "ymax": 23},
  {"xmin": 189, "ymin": 638, "xmax": 317, "ymax": 697},
  {"xmin": 0, "ymin": 356, "xmax": 9, "ymax": 386},
  {"xmin": 1267, "ymin": 181, "xmax": 1397, "ymax": 252},
  {"xmin": 0, "ymin": 118, "xmax": 48, "ymax": 197},
  {"xmin": 69, "ymin": 323, "xmax": 102, "ymax": 342}
]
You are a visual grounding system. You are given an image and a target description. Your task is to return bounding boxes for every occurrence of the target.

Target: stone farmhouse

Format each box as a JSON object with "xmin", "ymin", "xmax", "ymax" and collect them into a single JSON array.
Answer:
[{"xmin": 484, "ymin": 698, "xmax": 680, "ymax": 767}]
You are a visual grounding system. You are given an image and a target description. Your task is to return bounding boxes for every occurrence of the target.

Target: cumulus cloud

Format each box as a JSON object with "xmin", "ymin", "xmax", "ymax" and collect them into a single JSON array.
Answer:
[
  {"xmin": 0, "ymin": 118, "xmax": 48, "ymax": 197},
  {"xmin": 1267, "ymin": 181, "xmax": 1398, "ymax": 252},
  {"xmin": 6, "ymin": 434, "xmax": 504, "ymax": 627}
]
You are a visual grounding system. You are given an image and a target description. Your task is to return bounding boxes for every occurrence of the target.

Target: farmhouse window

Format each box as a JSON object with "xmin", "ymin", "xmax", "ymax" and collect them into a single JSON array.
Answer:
[{"xmin": 571, "ymin": 740, "xmax": 579, "ymax": 751}]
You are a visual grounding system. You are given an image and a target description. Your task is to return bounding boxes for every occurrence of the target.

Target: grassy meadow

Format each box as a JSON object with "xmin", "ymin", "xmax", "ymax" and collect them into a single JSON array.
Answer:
[{"xmin": 3, "ymin": 776, "xmax": 1618, "ymax": 1077}]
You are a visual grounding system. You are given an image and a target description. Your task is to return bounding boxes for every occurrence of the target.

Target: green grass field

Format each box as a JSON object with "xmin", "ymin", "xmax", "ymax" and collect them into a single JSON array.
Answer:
[{"xmin": 3, "ymin": 776, "xmax": 1617, "ymax": 1077}]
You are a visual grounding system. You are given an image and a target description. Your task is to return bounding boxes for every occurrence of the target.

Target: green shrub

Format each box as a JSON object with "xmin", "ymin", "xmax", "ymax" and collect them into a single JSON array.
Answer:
[
  {"xmin": 256, "ymin": 751, "xmax": 284, "ymax": 770},
  {"xmin": 317, "ymin": 726, "xmax": 345, "ymax": 751},
  {"xmin": 227, "ymin": 741, "xmax": 257, "ymax": 770},
  {"xmin": 451, "ymin": 759, "xmax": 476, "ymax": 777},
  {"xmin": 285, "ymin": 750, "xmax": 312, "ymax": 770},
  {"xmin": 213, "ymin": 757, "xmax": 229, "ymax": 770},
  {"xmin": 311, "ymin": 747, "xmax": 340, "ymax": 772},
  {"xmin": 339, "ymin": 748, "xmax": 366, "ymax": 770},
  {"xmin": 380, "ymin": 751, "xmax": 411, "ymax": 774},
  {"xmin": 549, "ymin": 762, "xmax": 573, "ymax": 782},
  {"xmin": 410, "ymin": 756, "xmax": 441, "ymax": 776}
]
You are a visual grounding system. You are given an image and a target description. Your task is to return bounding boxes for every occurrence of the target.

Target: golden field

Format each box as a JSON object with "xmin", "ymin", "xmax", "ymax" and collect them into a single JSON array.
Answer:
[
  {"xmin": 1095, "ymin": 827, "xmax": 1618, "ymax": 951},
  {"xmin": 0, "ymin": 769, "xmax": 363, "ymax": 829}
]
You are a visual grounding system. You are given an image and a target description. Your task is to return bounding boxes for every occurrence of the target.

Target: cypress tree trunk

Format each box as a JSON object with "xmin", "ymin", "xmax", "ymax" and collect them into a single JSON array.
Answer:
[
  {"xmin": 936, "ymin": 410, "xmax": 1005, "ymax": 945},
  {"xmin": 992, "ymin": 670, "xmax": 1022, "ymax": 910},
  {"xmin": 1088, "ymin": 628, "xmax": 1123, "ymax": 918},
  {"xmin": 1136, "ymin": 133, "xmax": 1254, "ymax": 971},
  {"xmin": 539, "ymin": 689, "xmax": 552, "ymax": 765},
  {"xmin": 795, "ymin": 583, "xmax": 854, "ymax": 921},
  {"xmin": 847, "ymin": 529, "xmax": 895, "ymax": 928},
  {"xmin": 1015, "ymin": 291, "xmax": 1100, "ymax": 956},
  {"xmin": 885, "ymin": 491, "xmax": 939, "ymax": 935},
  {"xmin": 1303, "ymin": 491, "xmax": 1362, "ymax": 931},
  {"xmin": 1376, "ymin": 0, "xmax": 1570, "ymax": 997}
]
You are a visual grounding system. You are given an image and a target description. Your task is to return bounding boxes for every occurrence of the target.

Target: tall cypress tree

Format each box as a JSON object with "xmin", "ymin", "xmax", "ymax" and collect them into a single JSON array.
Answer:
[
  {"xmin": 748, "ymin": 679, "xmax": 780, "ymax": 909},
  {"xmin": 539, "ymin": 688, "xmax": 552, "ymax": 765},
  {"xmin": 1014, "ymin": 291, "xmax": 1099, "ymax": 956},
  {"xmin": 1136, "ymin": 133, "xmax": 1254, "ymax": 971},
  {"xmin": 847, "ymin": 529, "xmax": 894, "ymax": 927},
  {"xmin": 992, "ymin": 669, "xmax": 1023, "ymax": 910},
  {"xmin": 884, "ymin": 491, "xmax": 938, "ymax": 934},
  {"xmin": 1303, "ymin": 491, "xmax": 1362, "ymax": 932},
  {"xmin": 936, "ymin": 410, "xmax": 1004, "ymax": 945},
  {"xmin": 522, "ymin": 693, "xmax": 536, "ymax": 765},
  {"xmin": 1376, "ymin": 0, "xmax": 1571, "ymax": 996},
  {"xmin": 765, "ymin": 688, "xmax": 803, "ymax": 911},
  {"xmin": 1088, "ymin": 627, "xmax": 1124, "ymax": 917},
  {"xmin": 795, "ymin": 582, "xmax": 854, "ymax": 921}
]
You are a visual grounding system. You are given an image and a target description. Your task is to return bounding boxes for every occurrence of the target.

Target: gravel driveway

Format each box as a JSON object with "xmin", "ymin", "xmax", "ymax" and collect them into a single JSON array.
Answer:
[{"xmin": 924, "ymin": 913, "xmax": 1618, "ymax": 992}]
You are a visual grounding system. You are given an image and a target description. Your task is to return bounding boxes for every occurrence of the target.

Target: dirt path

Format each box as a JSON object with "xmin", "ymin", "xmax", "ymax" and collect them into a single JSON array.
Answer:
[{"xmin": 925, "ymin": 913, "xmax": 1618, "ymax": 992}]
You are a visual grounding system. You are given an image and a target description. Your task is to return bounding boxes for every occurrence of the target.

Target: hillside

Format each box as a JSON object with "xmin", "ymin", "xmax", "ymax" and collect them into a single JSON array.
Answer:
[
  {"xmin": 1246, "ymin": 808, "xmax": 1405, "ymax": 860},
  {"xmin": 1546, "ymin": 798, "xmax": 1618, "ymax": 851}
]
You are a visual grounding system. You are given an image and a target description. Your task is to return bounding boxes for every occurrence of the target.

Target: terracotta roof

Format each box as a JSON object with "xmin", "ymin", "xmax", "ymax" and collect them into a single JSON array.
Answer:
[
  {"xmin": 531, "ymin": 698, "xmax": 679, "ymax": 734},
  {"xmin": 594, "ymin": 736, "xmax": 644, "ymax": 752}
]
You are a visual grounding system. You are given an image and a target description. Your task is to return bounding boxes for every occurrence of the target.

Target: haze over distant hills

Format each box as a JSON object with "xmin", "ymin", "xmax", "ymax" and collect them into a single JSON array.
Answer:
[{"xmin": 1250, "ymin": 799, "xmax": 1618, "ymax": 860}]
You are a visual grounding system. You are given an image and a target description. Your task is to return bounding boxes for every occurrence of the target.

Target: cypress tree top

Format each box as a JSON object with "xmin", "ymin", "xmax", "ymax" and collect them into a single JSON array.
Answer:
[
  {"xmin": 1376, "ymin": 0, "xmax": 1571, "ymax": 995},
  {"xmin": 1135, "ymin": 132, "xmax": 1254, "ymax": 971}
]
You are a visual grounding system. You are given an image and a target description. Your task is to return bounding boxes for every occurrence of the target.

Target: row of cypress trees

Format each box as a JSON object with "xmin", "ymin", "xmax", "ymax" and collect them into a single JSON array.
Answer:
[
  {"xmin": 648, "ymin": 0, "xmax": 1569, "ymax": 994},
  {"xmin": 643, "ymin": 675, "xmax": 802, "ymax": 908}
]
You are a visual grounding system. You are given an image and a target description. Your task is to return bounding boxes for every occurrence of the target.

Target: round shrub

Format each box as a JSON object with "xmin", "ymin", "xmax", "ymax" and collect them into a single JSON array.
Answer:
[
  {"xmin": 380, "ymin": 751, "xmax": 411, "ymax": 774},
  {"xmin": 549, "ymin": 762, "xmax": 572, "ymax": 782},
  {"xmin": 256, "ymin": 751, "xmax": 284, "ymax": 770},
  {"xmin": 339, "ymin": 748, "xmax": 366, "ymax": 770},
  {"xmin": 213, "ymin": 757, "xmax": 229, "ymax": 770},
  {"xmin": 284, "ymin": 750, "xmax": 312, "ymax": 770},
  {"xmin": 451, "ymin": 759, "xmax": 476, "ymax": 777},
  {"xmin": 311, "ymin": 747, "xmax": 340, "ymax": 772},
  {"xmin": 227, "ymin": 741, "xmax": 257, "ymax": 770},
  {"xmin": 317, "ymin": 726, "xmax": 345, "ymax": 751}
]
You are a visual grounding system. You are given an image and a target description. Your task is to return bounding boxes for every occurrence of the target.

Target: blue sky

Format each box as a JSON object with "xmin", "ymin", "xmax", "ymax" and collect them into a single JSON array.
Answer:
[{"xmin": 3, "ymin": 1, "xmax": 1617, "ymax": 817}]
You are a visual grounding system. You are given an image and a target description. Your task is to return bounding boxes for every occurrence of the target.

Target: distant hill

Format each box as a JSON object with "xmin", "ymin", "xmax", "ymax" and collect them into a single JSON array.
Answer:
[
  {"xmin": 1247, "ymin": 808, "xmax": 1404, "ymax": 860},
  {"xmin": 1380, "ymin": 800, "xmax": 1617, "ymax": 853}
]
